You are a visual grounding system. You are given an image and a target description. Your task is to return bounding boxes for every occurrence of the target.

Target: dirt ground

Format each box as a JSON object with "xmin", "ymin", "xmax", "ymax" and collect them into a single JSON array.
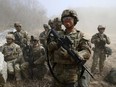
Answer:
[{"xmin": 3, "ymin": 44, "xmax": 116, "ymax": 87}]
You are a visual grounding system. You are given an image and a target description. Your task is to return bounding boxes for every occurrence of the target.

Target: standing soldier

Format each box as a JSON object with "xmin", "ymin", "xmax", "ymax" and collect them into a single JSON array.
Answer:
[
  {"xmin": 21, "ymin": 37, "xmax": 47, "ymax": 80},
  {"xmin": 91, "ymin": 25, "xmax": 110, "ymax": 75},
  {"xmin": 13, "ymin": 22, "xmax": 30, "ymax": 61},
  {"xmin": 1, "ymin": 34, "xmax": 23, "ymax": 82},
  {"xmin": 53, "ymin": 17, "xmax": 62, "ymax": 31},
  {"xmin": 39, "ymin": 24, "xmax": 50, "ymax": 47},
  {"xmin": 48, "ymin": 19, "xmax": 55, "ymax": 29},
  {"xmin": 47, "ymin": 9, "xmax": 91, "ymax": 87}
]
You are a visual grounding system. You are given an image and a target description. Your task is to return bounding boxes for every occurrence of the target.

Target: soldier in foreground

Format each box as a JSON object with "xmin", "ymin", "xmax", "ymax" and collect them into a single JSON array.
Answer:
[
  {"xmin": 1, "ymin": 34, "xmax": 23, "ymax": 82},
  {"xmin": 47, "ymin": 9, "xmax": 91, "ymax": 87},
  {"xmin": 91, "ymin": 25, "xmax": 111, "ymax": 75},
  {"xmin": 21, "ymin": 37, "xmax": 47, "ymax": 80}
]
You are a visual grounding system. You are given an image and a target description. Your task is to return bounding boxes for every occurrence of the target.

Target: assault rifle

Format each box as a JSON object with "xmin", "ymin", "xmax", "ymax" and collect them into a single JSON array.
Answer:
[{"xmin": 47, "ymin": 29, "xmax": 94, "ymax": 80}]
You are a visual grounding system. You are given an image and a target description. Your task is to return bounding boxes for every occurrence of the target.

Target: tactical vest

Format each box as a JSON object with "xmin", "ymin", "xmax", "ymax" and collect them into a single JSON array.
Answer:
[
  {"xmin": 53, "ymin": 29, "xmax": 84, "ymax": 64},
  {"xmin": 2, "ymin": 43, "xmax": 20, "ymax": 61},
  {"xmin": 14, "ymin": 30, "xmax": 28, "ymax": 48},
  {"xmin": 94, "ymin": 33, "xmax": 107, "ymax": 49}
]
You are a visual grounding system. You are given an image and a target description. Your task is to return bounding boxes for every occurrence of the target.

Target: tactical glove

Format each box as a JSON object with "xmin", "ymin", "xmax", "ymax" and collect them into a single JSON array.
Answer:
[
  {"xmin": 48, "ymin": 41, "xmax": 58, "ymax": 51},
  {"xmin": 59, "ymin": 47, "xmax": 68, "ymax": 57}
]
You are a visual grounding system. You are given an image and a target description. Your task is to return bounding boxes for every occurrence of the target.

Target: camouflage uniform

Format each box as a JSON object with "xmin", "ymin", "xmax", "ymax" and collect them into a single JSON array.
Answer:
[
  {"xmin": 21, "ymin": 37, "xmax": 47, "ymax": 80},
  {"xmin": 48, "ymin": 19, "xmax": 55, "ymax": 29},
  {"xmin": 1, "ymin": 34, "xmax": 23, "ymax": 81},
  {"xmin": 53, "ymin": 17, "xmax": 62, "ymax": 31},
  {"xmin": 48, "ymin": 9, "xmax": 91, "ymax": 87},
  {"xmin": 14, "ymin": 30, "xmax": 30, "ymax": 49},
  {"xmin": 14, "ymin": 23, "xmax": 30, "ymax": 47},
  {"xmin": 39, "ymin": 24, "xmax": 49, "ymax": 47},
  {"xmin": 91, "ymin": 25, "xmax": 110, "ymax": 74},
  {"xmin": 14, "ymin": 23, "xmax": 30, "ymax": 61}
]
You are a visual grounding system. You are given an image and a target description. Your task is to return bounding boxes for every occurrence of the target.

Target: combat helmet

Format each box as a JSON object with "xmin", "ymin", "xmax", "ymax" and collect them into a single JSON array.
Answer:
[
  {"xmin": 43, "ymin": 24, "xmax": 49, "ymax": 29},
  {"xmin": 97, "ymin": 25, "xmax": 105, "ymax": 30},
  {"xmin": 6, "ymin": 34, "xmax": 15, "ymax": 40},
  {"xmin": 61, "ymin": 9, "xmax": 79, "ymax": 25},
  {"xmin": 53, "ymin": 17, "xmax": 62, "ymax": 26},
  {"xmin": 54, "ymin": 17, "xmax": 61, "ymax": 22},
  {"xmin": 14, "ymin": 22, "xmax": 22, "ymax": 27},
  {"xmin": 48, "ymin": 19, "xmax": 55, "ymax": 28}
]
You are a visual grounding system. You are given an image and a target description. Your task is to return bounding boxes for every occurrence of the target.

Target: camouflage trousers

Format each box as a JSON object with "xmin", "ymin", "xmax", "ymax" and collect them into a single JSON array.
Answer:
[
  {"xmin": 51, "ymin": 64, "xmax": 78, "ymax": 87},
  {"xmin": 21, "ymin": 62, "xmax": 47, "ymax": 80},
  {"xmin": 7, "ymin": 59, "xmax": 21, "ymax": 81},
  {"xmin": 91, "ymin": 49, "xmax": 106, "ymax": 74},
  {"xmin": 20, "ymin": 62, "xmax": 29, "ymax": 79},
  {"xmin": 33, "ymin": 64, "xmax": 47, "ymax": 80}
]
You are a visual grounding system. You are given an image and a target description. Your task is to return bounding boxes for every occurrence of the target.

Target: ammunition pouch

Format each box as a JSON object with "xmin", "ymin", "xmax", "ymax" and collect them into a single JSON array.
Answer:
[{"xmin": 105, "ymin": 46, "xmax": 112, "ymax": 56}]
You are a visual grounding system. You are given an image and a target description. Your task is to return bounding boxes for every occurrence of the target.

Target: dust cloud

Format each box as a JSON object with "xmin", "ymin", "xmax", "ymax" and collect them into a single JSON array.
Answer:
[
  {"xmin": 0, "ymin": 0, "xmax": 48, "ymax": 35},
  {"xmin": 74, "ymin": 7, "xmax": 116, "ymax": 42},
  {"xmin": 0, "ymin": 0, "xmax": 116, "ymax": 37}
]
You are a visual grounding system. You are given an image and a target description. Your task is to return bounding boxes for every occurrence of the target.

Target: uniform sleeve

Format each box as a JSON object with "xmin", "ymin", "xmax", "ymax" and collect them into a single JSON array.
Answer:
[
  {"xmin": 39, "ymin": 32, "xmax": 44, "ymax": 39},
  {"xmin": 105, "ymin": 35, "xmax": 110, "ymax": 44},
  {"xmin": 77, "ymin": 37, "xmax": 91, "ymax": 60}
]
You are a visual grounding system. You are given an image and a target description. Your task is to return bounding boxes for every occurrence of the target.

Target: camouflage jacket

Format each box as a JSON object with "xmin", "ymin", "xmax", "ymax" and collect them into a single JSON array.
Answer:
[
  {"xmin": 32, "ymin": 45, "xmax": 46, "ymax": 65},
  {"xmin": 48, "ymin": 28, "xmax": 91, "ymax": 64},
  {"xmin": 39, "ymin": 31, "xmax": 48, "ymax": 46},
  {"xmin": 1, "ymin": 42, "xmax": 23, "ymax": 63},
  {"xmin": 91, "ymin": 33, "xmax": 110, "ymax": 49},
  {"xmin": 14, "ymin": 30, "xmax": 30, "ymax": 48}
]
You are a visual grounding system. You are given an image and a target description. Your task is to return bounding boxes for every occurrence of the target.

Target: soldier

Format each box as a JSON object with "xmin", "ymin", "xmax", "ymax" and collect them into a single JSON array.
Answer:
[
  {"xmin": 48, "ymin": 19, "xmax": 55, "ymax": 29},
  {"xmin": 14, "ymin": 22, "xmax": 30, "ymax": 48},
  {"xmin": 39, "ymin": 24, "xmax": 50, "ymax": 47},
  {"xmin": 47, "ymin": 9, "xmax": 91, "ymax": 87},
  {"xmin": 1, "ymin": 34, "xmax": 23, "ymax": 81},
  {"xmin": 14, "ymin": 22, "xmax": 30, "ymax": 61},
  {"xmin": 91, "ymin": 25, "xmax": 110, "ymax": 75},
  {"xmin": 53, "ymin": 17, "xmax": 62, "ymax": 31},
  {"xmin": 21, "ymin": 37, "xmax": 47, "ymax": 80}
]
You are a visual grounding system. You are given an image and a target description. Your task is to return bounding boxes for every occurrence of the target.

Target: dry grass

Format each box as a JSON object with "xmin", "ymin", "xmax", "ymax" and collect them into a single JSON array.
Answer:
[{"xmin": 5, "ymin": 79, "xmax": 52, "ymax": 87}]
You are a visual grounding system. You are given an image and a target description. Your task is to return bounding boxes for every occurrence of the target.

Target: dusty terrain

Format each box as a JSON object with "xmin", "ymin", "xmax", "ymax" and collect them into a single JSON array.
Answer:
[
  {"xmin": 3, "ymin": 44, "xmax": 116, "ymax": 87},
  {"xmin": 0, "ymin": 30, "xmax": 116, "ymax": 87}
]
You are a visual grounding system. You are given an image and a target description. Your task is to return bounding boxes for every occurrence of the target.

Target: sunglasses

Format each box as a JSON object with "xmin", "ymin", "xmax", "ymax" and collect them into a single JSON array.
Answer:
[{"xmin": 63, "ymin": 17, "xmax": 73, "ymax": 21}]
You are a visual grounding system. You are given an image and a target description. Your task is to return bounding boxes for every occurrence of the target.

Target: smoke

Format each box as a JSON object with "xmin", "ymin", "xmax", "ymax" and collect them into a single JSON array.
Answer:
[
  {"xmin": 0, "ymin": 0, "xmax": 48, "ymax": 34},
  {"xmin": 74, "ymin": 7, "xmax": 116, "ymax": 35}
]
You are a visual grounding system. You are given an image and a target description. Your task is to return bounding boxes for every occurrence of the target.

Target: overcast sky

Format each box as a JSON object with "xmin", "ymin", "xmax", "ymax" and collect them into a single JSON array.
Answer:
[
  {"xmin": 38, "ymin": 0, "xmax": 116, "ymax": 17},
  {"xmin": 38, "ymin": 0, "xmax": 116, "ymax": 40}
]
